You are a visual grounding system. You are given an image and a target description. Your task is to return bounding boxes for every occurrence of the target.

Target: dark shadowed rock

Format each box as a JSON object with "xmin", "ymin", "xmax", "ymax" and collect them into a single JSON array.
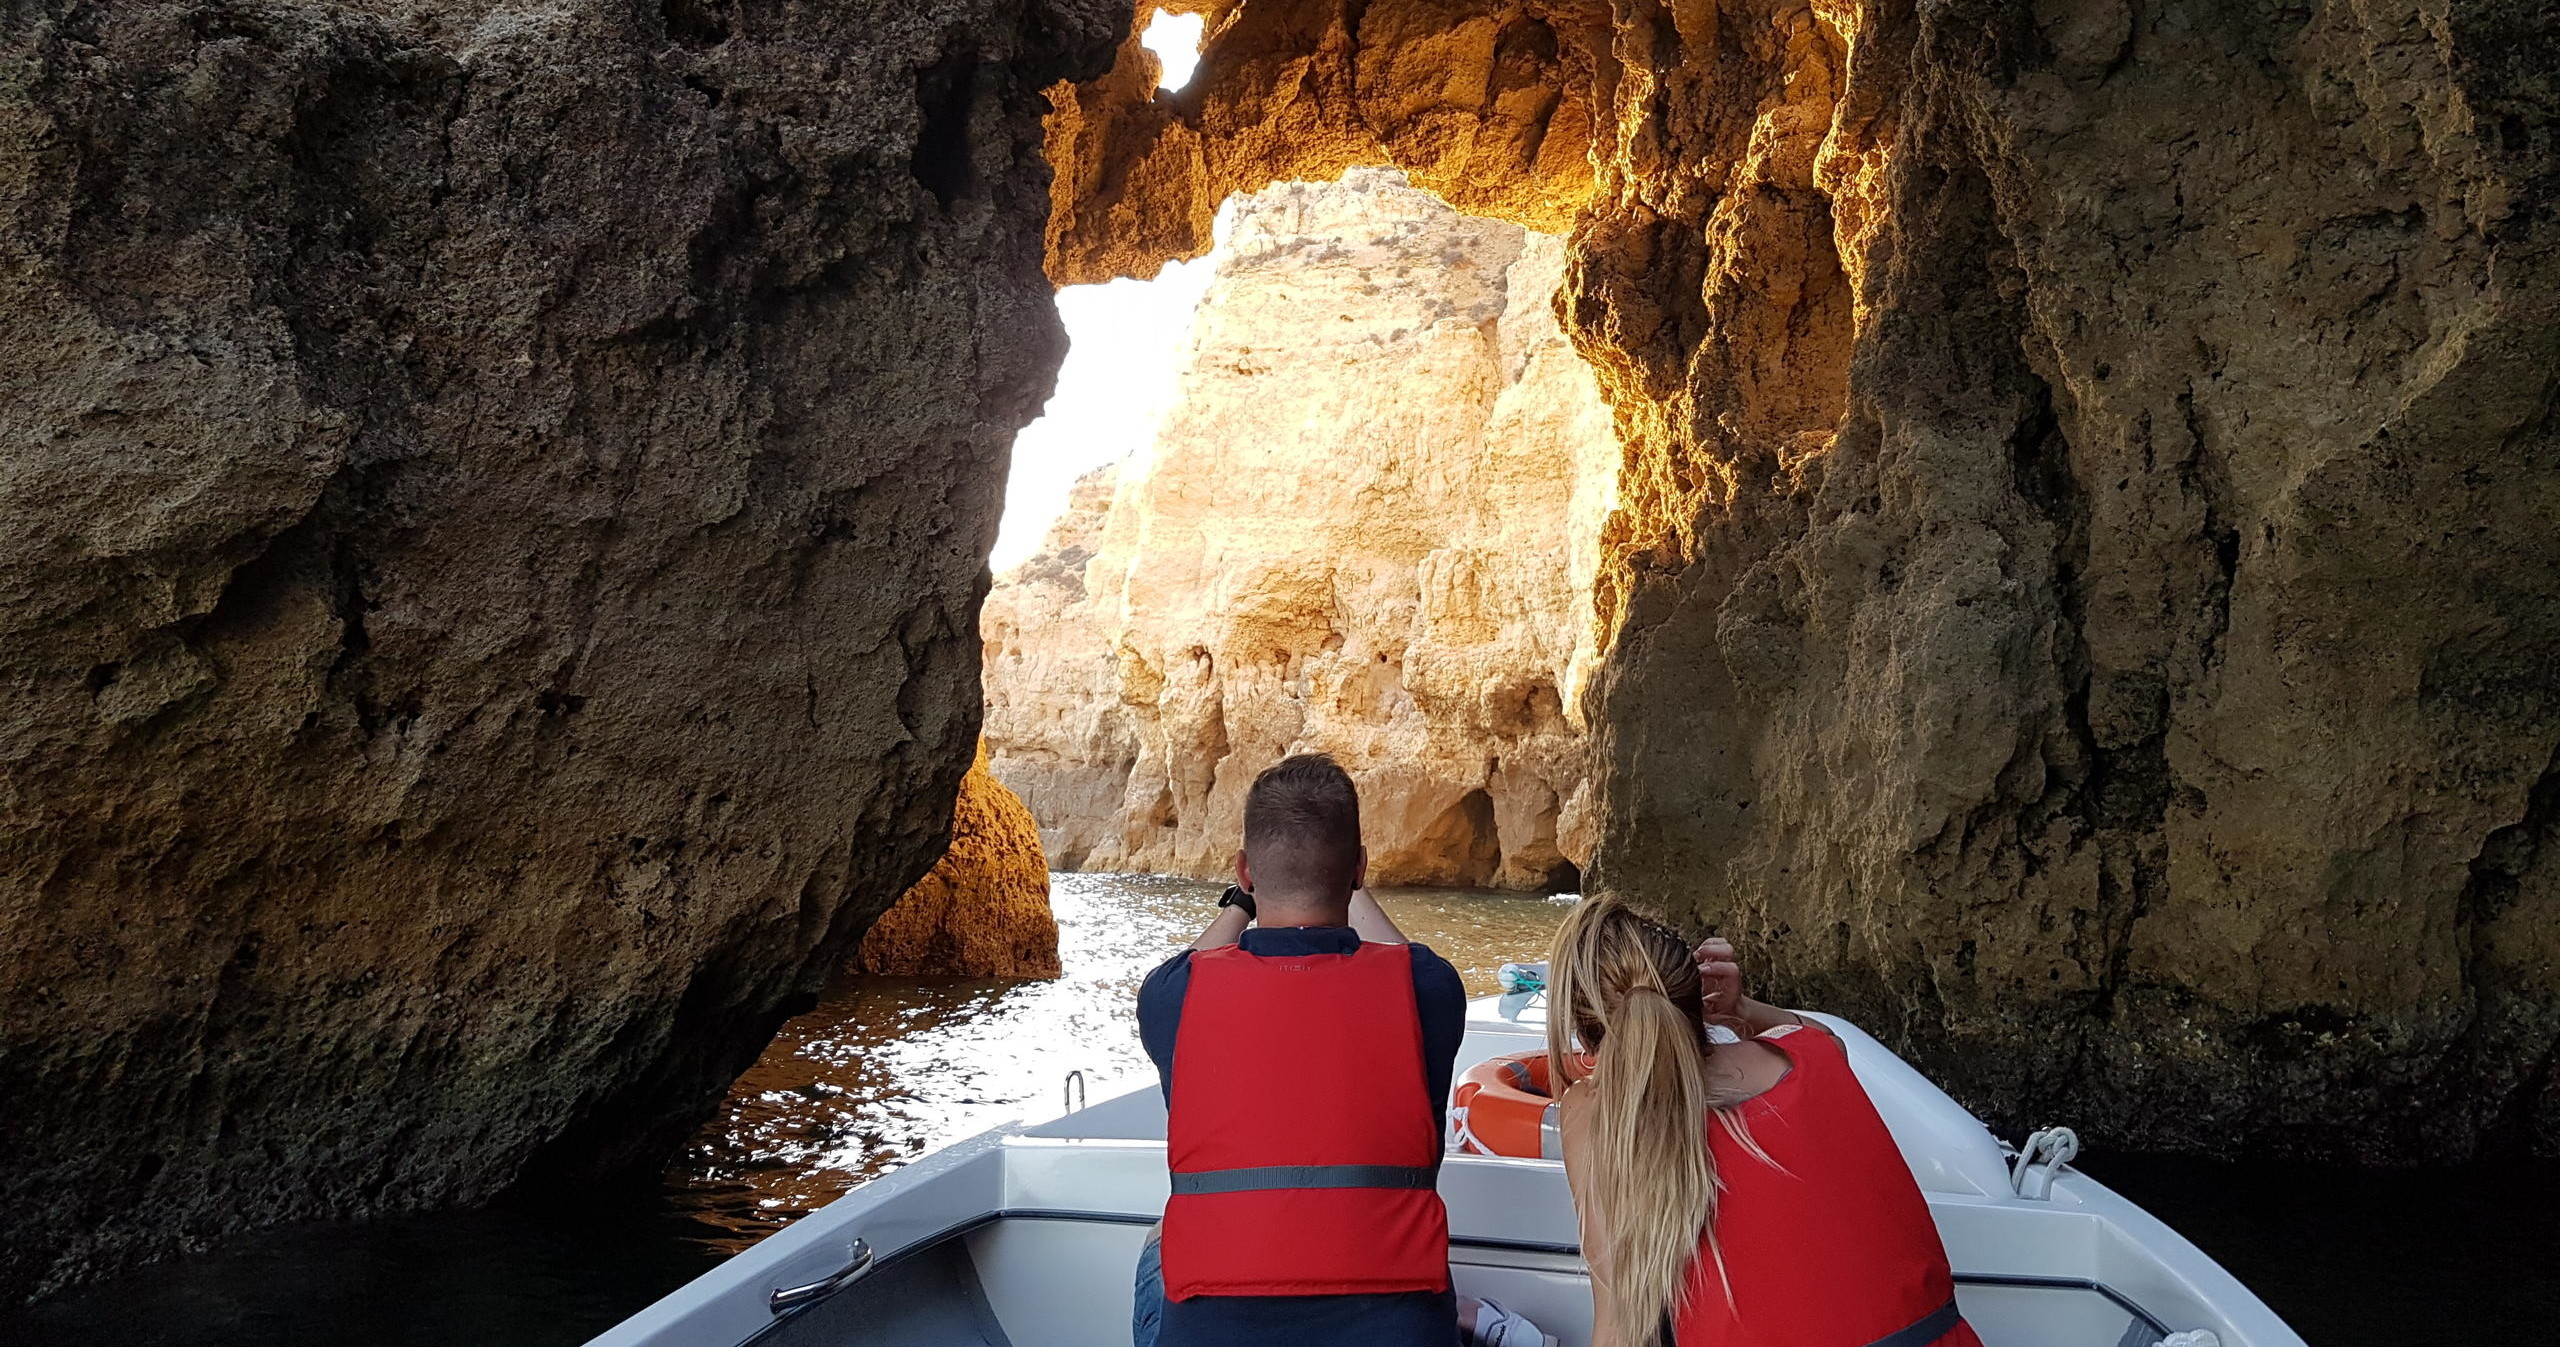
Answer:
[{"xmin": 0, "ymin": 0, "xmax": 1120, "ymax": 1302}]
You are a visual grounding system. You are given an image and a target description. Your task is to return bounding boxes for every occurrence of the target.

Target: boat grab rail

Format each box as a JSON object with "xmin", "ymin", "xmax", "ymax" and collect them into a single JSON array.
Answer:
[
  {"xmin": 753, "ymin": 1207, "xmax": 2176, "ymax": 1341},
  {"xmin": 765, "ymin": 1239, "xmax": 872, "ymax": 1315}
]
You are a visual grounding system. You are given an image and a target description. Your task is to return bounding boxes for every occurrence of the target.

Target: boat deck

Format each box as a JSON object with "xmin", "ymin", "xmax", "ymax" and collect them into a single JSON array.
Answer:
[{"xmin": 592, "ymin": 998, "xmax": 2306, "ymax": 1347}]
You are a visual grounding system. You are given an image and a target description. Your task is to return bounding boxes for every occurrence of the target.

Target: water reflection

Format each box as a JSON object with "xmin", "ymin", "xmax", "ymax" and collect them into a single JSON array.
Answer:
[{"xmin": 664, "ymin": 873, "xmax": 1573, "ymax": 1248}]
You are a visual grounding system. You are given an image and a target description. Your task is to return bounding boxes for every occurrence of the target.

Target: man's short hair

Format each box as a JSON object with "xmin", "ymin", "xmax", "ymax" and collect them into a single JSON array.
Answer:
[{"xmin": 1242, "ymin": 753, "xmax": 1362, "ymax": 899}]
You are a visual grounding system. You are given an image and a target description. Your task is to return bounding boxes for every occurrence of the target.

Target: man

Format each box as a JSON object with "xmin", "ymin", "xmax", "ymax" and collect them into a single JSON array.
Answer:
[{"xmin": 1133, "ymin": 753, "xmax": 1468, "ymax": 1347}]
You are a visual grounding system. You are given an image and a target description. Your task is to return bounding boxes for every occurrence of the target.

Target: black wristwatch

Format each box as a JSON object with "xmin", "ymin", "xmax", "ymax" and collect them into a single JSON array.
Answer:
[{"xmin": 1218, "ymin": 885, "xmax": 1257, "ymax": 921}]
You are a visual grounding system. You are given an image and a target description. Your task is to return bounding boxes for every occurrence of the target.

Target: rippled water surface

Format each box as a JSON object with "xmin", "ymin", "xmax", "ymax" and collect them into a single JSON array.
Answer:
[
  {"xmin": 3, "ymin": 871, "xmax": 2546, "ymax": 1347},
  {"xmin": 664, "ymin": 874, "xmax": 1575, "ymax": 1248}
]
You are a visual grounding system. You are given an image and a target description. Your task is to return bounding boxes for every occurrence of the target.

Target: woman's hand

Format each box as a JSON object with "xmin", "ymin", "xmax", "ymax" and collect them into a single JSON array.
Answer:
[
  {"xmin": 1694, "ymin": 936, "xmax": 1744, "ymax": 1018},
  {"xmin": 1694, "ymin": 936, "xmax": 1807, "ymax": 1035}
]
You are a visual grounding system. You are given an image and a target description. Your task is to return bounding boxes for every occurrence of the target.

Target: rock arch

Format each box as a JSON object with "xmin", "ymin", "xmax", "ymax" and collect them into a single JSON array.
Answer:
[{"xmin": 1039, "ymin": 0, "xmax": 2560, "ymax": 1163}]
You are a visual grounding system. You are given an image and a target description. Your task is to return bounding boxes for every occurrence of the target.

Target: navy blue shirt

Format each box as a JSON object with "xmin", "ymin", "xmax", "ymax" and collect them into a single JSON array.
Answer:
[{"xmin": 1136, "ymin": 926, "xmax": 1467, "ymax": 1347}]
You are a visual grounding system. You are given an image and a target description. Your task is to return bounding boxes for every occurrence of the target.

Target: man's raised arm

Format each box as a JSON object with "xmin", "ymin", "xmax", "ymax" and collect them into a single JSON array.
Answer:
[
  {"xmin": 1347, "ymin": 886, "xmax": 1408, "ymax": 944},
  {"xmin": 1190, "ymin": 902, "xmax": 1250, "ymax": 951}
]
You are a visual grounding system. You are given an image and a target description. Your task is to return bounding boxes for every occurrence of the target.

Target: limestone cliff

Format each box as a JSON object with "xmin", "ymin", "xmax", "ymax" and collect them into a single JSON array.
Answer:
[
  {"xmin": 857, "ymin": 744, "xmax": 1063, "ymax": 979},
  {"xmin": 1045, "ymin": 1, "xmax": 2560, "ymax": 1161},
  {"xmin": 0, "ymin": 0, "xmax": 1118, "ymax": 1301},
  {"xmin": 987, "ymin": 168, "xmax": 1618, "ymax": 889},
  {"xmin": 982, "ymin": 462, "xmax": 1141, "ymax": 870}
]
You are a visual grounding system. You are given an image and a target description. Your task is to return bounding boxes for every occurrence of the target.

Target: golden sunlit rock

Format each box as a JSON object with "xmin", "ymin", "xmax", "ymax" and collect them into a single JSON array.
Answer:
[
  {"xmin": 991, "ymin": 170, "xmax": 1614, "ymax": 890},
  {"xmin": 1043, "ymin": 0, "xmax": 1596, "ymax": 286},
  {"xmin": 858, "ymin": 745, "xmax": 1064, "ymax": 980}
]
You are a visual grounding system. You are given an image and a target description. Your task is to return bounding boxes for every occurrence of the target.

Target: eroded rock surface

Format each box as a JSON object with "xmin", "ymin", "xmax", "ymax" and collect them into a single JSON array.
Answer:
[
  {"xmin": 1047, "ymin": 0, "xmax": 2560, "ymax": 1160},
  {"xmin": 987, "ymin": 169, "xmax": 1616, "ymax": 889},
  {"xmin": 982, "ymin": 462, "xmax": 1140, "ymax": 870},
  {"xmin": 0, "ymin": 0, "xmax": 1117, "ymax": 1300},
  {"xmin": 857, "ymin": 744, "xmax": 1062, "ymax": 979}
]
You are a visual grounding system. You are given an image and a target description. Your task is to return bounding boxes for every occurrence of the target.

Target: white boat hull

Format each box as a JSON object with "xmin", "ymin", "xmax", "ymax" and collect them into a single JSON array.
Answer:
[{"xmin": 592, "ymin": 997, "xmax": 2306, "ymax": 1347}]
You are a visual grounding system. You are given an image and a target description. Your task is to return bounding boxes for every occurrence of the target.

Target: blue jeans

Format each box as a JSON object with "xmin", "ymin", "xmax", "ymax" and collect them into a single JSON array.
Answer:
[
  {"xmin": 1133, "ymin": 1232, "xmax": 1458, "ymax": 1346},
  {"xmin": 1133, "ymin": 1232, "xmax": 1166, "ymax": 1347}
]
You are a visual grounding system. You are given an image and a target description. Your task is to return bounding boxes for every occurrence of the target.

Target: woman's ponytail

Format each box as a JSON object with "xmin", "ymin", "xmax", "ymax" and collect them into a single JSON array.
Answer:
[{"xmin": 1549, "ymin": 895, "xmax": 1749, "ymax": 1347}]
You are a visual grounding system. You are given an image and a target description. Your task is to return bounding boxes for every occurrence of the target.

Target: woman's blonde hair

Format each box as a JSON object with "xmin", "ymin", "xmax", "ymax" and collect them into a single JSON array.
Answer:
[{"xmin": 1548, "ymin": 894, "xmax": 1758, "ymax": 1346}]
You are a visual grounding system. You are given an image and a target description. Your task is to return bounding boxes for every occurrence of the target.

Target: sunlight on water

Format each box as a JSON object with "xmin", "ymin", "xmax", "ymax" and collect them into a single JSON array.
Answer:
[{"xmin": 665, "ymin": 873, "xmax": 1572, "ymax": 1248}]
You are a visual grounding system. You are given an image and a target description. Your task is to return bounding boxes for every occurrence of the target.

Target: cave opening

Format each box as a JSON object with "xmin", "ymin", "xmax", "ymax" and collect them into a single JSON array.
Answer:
[{"xmin": 979, "ymin": 16, "xmax": 1613, "ymax": 897}]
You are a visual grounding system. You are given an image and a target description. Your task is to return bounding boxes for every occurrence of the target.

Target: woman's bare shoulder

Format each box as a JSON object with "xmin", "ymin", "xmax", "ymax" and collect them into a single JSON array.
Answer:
[
  {"xmin": 1708, "ymin": 1036, "xmax": 1797, "ymax": 1100},
  {"xmin": 1556, "ymin": 1074, "xmax": 1594, "ymax": 1125}
]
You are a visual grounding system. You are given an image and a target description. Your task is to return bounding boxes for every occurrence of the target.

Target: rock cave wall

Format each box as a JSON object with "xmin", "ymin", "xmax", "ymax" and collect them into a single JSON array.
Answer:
[
  {"xmin": 985, "ymin": 168, "xmax": 1617, "ymax": 890},
  {"xmin": 0, "ymin": 0, "xmax": 1118, "ymax": 1301},
  {"xmin": 1045, "ymin": 0, "xmax": 2560, "ymax": 1160}
]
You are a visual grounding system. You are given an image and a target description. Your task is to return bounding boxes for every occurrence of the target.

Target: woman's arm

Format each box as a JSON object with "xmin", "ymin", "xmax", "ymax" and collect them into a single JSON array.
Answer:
[
  {"xmin": 1732, "ymin": 994, "xmax": 1811, "ymax": 1036},
  {"xmin": 1347, "ymin": 886, "xmax": 1409, "ymax": 944}
]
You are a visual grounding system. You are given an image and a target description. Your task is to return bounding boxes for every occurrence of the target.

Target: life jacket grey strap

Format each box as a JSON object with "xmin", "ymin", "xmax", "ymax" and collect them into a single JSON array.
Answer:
[
  {"xmin": 1167, "ymin": 1164, "xmax": 1437, "ymax": 1196},
  {"xmin": 1864, "ymin": 1300, "xmax": 1962, "ymax": 1347}
]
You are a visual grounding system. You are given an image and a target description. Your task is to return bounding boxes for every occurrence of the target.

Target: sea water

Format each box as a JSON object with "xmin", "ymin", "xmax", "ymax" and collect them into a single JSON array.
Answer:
[{"xmin": 663, "ymin": 875, "xmax": 1576, "ymax": 1248}]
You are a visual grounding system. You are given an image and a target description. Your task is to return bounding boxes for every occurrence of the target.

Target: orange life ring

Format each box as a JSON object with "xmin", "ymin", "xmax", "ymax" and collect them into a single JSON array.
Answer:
[{"xmin": 1449, "ymin": 1050, "xmax": 1562, "ymax": 1159}]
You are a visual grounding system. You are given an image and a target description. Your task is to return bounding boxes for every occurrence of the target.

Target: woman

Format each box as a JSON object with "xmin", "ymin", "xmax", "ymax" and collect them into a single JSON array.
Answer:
[{"xmin": 1548, "ymin": 896, "xmax": 1982, "ymax": 1347}]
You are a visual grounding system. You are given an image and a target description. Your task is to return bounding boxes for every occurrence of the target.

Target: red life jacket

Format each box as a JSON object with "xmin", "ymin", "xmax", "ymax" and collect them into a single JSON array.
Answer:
[
  {"xmin": 1671, "ymin": 1025, "xmax": 1982, "ymax": 1347},
  {"xmin": 1160, "ymin": 940, "xmax": 1450, "ymax": 1299}
]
